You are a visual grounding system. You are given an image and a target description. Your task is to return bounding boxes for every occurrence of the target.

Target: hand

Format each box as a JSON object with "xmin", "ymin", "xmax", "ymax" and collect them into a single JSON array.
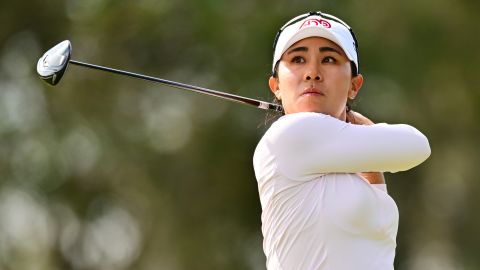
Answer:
[
  {"xmin": 346, "ymin": 110, "xmax": 374, "ymax": 125},
  {"xmin": 360, "ymin": 172, "xmax": 385, "ymax": 184}
]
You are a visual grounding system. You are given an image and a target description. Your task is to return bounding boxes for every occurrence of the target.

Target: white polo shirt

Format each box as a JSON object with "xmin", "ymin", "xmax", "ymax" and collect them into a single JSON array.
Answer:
[{"xmin": 253, "ymin": 112, "xmax": 430, "ymax": 270}]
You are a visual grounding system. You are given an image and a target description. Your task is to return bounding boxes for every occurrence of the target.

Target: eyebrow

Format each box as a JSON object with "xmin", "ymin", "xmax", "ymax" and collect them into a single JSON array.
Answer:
[
  {"xmin": 287, "ymin": 46, "xmax": 308, "ymax": 54},
  {"xmin": 319, "ymin": 46, "xmax": 342, "ymax": 55},
  {"xmin": 287, "ymin": 46, "xmax": 342, "ymax": 55}
]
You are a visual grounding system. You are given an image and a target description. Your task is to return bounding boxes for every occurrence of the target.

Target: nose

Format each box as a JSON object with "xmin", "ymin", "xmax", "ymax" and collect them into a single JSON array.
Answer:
[
  {"xmin": 304, "ymin": 63, "xmax": 321, "ymax": 81},
  {"xmin": 305, "ymin": 75, "xmax": 321, "ymax": 81}
]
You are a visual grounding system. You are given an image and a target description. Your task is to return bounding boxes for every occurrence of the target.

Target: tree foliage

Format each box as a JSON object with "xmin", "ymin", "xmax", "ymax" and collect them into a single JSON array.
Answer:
[{"xmin": 0, "ymin": 0, "xmax": 479, "ymax": 269}]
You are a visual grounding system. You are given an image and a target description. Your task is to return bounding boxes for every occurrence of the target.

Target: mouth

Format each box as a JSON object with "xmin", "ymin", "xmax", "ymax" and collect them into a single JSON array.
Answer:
[{"xmin": 301, "ymin": 87, "xmax": 325, "ymax": 97}]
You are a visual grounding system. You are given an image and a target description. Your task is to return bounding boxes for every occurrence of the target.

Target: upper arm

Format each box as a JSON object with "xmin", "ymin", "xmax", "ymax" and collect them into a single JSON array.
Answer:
[{"xmin": 268, "ymin": 113, "xmax": 431, "ymax": 178}]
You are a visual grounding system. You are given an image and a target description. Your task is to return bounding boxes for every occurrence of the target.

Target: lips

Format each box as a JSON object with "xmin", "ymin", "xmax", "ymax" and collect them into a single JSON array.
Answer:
[{"xmin": 301, "ymin": 87, "xmax": 325, "ymax": 97}]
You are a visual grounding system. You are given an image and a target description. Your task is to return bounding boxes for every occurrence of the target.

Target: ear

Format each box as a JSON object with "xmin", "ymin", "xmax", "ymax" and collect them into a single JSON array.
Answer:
[
  {"xmin": 348, "ymin": 74, "xmax": 364, "ymax": 99},
  {"xmin": 268, "ymin": 76, "xmax": 281, "ymax": 99}
]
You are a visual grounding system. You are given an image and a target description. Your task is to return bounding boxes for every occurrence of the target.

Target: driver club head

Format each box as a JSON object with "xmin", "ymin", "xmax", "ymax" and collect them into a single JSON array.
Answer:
[{"xmin": 37, "ymin": 40, "xmax": 71, "ymax": 86}]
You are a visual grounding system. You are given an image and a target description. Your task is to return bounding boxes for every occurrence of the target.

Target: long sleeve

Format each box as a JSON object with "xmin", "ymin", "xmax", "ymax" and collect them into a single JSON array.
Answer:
[{"xmin": 264, "ymin": 112, "xmax": 430, "ymax": 179}]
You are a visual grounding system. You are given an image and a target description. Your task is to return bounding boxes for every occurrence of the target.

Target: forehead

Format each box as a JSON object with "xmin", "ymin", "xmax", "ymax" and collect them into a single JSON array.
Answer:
[{"xmin": 286, "ymin": 37, "xmax": 346, "ymax": 56}]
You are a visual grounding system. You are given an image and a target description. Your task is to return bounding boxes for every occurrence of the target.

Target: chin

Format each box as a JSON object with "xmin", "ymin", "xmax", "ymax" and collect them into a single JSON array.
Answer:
[
  {"xmin": 294, "ymin": 108, "xmax": 343, "ymax": 120},
  {"xmin": 298, "ymin": 104, "xmax": 328, "ymax": 114},
  {"xmin": 294, "ymin": 101, "xmax": 326, "ymax": 113}
]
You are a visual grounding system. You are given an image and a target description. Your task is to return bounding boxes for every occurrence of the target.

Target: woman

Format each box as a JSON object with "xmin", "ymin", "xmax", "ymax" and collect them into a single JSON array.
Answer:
[{"xmin": 253, "ymin": 12, "xmax": 431, "ymax": 270}]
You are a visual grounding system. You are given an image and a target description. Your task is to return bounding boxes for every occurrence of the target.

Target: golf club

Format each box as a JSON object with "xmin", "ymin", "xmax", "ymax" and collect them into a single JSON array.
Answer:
[{"xmin": 36, "ymin": 40, "xmax": 283, "ymax": 111}]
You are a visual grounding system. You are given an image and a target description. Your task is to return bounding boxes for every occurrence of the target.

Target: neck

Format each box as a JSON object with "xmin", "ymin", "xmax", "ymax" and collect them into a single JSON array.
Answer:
[{"xmin": 338, "ymin": 109, "xmax": 348, "ymax": 122}]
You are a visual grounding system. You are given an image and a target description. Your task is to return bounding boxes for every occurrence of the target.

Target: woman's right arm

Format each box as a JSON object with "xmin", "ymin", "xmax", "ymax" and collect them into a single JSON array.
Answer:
[
  {"xmin": 268, "ymin": 112, "xmax": 431, "ymax": 179},
  {"xmin": 347, "ymin": 111, "xmax": 385, "ymax": 185}
]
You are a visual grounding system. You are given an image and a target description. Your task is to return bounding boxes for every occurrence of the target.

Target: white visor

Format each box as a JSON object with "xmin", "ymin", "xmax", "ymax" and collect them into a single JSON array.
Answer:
[{"xmin": 272, "ymin": 13, "xmax": 358, "ymax": 74}]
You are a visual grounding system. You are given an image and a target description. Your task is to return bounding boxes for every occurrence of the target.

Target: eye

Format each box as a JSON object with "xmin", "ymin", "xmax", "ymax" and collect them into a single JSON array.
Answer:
[
  {"xmin": 322, "ymin": 56, "xmax": 336, "ymax": 63},
  {"xmin": 291, "ymin": 56, "xmax": 305, "ymax": 63}
]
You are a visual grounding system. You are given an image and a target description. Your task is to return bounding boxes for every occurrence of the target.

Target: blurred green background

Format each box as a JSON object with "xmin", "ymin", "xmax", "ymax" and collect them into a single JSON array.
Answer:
[{"xmin": 1, "ymin": 0, "xmax": 479, "ymax": 269}]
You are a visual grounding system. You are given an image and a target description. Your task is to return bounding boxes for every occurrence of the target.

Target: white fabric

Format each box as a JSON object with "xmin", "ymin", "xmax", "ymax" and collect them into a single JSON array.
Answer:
[
  {"xmin": 253, "ymin": 112, "xmax": 431, "ymax": 270},
  {"xmin": 372, "ymin": 183, "xmax": 388, "ymax": 193}
]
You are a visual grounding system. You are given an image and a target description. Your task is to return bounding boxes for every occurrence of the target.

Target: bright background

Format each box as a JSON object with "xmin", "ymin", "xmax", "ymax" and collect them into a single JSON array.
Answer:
[{"xmin": 1, "ymin": 0, "xmax": 479, "ymax": 269}]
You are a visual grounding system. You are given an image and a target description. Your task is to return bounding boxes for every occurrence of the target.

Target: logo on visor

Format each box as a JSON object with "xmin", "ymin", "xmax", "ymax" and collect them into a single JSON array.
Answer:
[{"xmin": 299, "ymin": 19, "xmax": 331, "ymax": 29}]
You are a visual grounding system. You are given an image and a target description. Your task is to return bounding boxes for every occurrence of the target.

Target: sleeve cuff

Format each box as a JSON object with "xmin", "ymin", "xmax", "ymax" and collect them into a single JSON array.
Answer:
[{"xmin": 372, "ymin": 184, "xmax": 388, "ymax": 193}]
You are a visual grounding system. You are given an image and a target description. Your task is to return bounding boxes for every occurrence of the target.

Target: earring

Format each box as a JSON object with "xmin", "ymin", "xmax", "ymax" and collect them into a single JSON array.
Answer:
[{"xmin": 275, "ymin": 90, "xmax": 281, "ymax": 100}]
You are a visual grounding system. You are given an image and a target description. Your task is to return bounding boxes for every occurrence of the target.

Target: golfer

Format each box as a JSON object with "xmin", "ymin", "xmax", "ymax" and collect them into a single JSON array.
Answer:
[{"xmin": 253, "ymin": 11, "xmax": 431, "ymax": 270}]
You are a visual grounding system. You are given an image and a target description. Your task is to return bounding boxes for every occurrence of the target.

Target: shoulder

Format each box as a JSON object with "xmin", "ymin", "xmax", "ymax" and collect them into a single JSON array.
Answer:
[
  {"xmin": 264, "ymin": 112, "xmax": 348, "ymax": 143},
  {"xmin": 253, "ymin": 112, "xmax": 345, "ymax": 164},
  {"xmin": 272, "ymin": 112, "xmax": 333, "ymax": 128},
  {"xmin": 268, "ymin": 112, "xmax": 341, "ymax": 133}
]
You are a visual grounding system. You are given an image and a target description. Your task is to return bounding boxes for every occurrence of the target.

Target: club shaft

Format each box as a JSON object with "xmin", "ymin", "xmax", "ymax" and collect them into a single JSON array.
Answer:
[{"xmin": 69, "ymin": 60, "xmax": 282, "ymax": 111}]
